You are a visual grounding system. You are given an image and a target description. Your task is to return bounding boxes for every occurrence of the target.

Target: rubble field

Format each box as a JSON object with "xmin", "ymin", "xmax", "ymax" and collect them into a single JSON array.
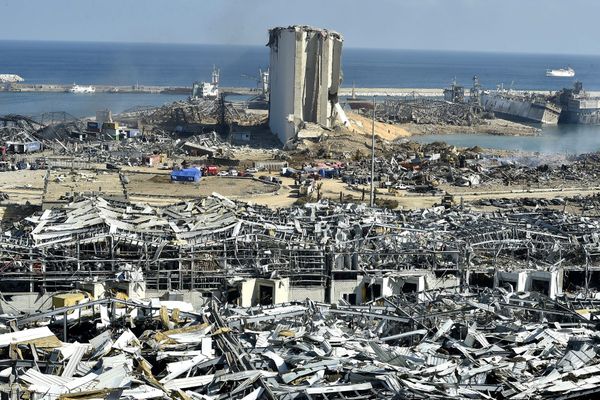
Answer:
[
  {"xmin": 0, "ymin": 193, "xmax": 599, "ymax": 398},
  {"xmin": 2, "ymin": 97, "xmax": 600, "ymax": 400},
  {"xmin": 3, "ymin": 291, "xmax": 600, "ymax": 399}
]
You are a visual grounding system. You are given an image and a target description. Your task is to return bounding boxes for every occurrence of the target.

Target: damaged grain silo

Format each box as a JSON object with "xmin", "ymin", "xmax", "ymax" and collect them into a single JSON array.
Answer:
[{"xmin": 267, "ymin": 25, "xmax": 346, "ymax": 144}]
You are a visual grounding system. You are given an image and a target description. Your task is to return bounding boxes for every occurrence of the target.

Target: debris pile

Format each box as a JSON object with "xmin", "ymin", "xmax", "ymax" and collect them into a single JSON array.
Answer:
[
  {"xmin": 0, "ymin": 194, "xmax": 599, "ymax": 296},
  {"xmin": 0, "ymin": 114, "xmax": 44, "ymax": 146},
  {"xmin": 337, "ymin": 141, "xmax": 600, "ymax": 192},
  {"xmin": 377, "ymin": 99, "xmax": 485, "ymax": 126},
  {"xmin": 141, "ymin": 100, "xmax": 220, "ymax": 128},
  {"xmin": 138, "ymin": 99, "xmax": 267, "ymax": 131},
  {"xmin": 3, "ymin": 289, "xmax": 600, "ymax": 399}
]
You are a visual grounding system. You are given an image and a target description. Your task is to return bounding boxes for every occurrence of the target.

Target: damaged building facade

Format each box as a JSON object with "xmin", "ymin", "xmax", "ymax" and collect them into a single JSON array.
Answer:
[{"xmin": 267, "ymin": 25, "xmax": 345, "ymax": 144}]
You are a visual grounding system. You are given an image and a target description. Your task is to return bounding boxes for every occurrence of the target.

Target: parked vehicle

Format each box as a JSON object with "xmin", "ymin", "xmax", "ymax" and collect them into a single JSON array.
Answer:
[{"xmin": 202, "ymin": 165, "xmax": 219, "ymax": 176}]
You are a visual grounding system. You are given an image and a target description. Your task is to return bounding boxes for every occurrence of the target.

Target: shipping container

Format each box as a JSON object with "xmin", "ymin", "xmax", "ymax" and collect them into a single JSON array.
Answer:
[{"xmin": 87, "ymin": 121, "xmax": 100, "ymax": 132}]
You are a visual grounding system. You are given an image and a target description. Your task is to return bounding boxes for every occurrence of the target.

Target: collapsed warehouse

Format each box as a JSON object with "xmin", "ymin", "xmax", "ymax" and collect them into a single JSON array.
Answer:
[
  {"xmin": 1, "ymin": 194, "xmax": 600, "ymax": 301},
  {"xmin": 3, "ymin": 291, "xmax": 600, "ymax": 399},
  {"xmin": 2, "ymin": 195, "xmax": 600, "ymax": 399}
]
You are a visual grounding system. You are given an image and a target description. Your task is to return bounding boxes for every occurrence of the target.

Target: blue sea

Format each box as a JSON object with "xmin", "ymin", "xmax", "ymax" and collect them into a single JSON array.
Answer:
[{"xmin": 1, "ymin": 40, "xmax": 600, "ymax": 152}]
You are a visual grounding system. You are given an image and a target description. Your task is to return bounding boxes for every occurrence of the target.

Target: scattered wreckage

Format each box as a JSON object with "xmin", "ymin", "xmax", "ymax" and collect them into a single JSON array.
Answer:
[
  {"xmin": 1, "ymin": 193, "xmax": 600, "ymax": 298},
  {"xmin": 375, "ymin": 98, "xmax": 486, "ymax": 126},
  {"xmin": 2, "ymin": 288, "xmax": 600, "ymax": 399}
]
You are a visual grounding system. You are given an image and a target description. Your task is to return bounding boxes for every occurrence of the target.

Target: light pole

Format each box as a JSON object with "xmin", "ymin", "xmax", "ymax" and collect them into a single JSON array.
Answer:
[{"xmin": 370, "ymin": 96, "xmax": 376, "ymax": 207}]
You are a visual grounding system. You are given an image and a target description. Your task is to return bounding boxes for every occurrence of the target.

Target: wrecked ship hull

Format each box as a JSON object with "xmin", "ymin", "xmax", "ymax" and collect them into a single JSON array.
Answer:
[
  {"xmin": 559, "ymin": 109, "xmax": 600, "ymax": 124},
  {"xmin": 558, "ymin": 98, "xmax": 600, "ymax": 124},
  {"xmin": 482, "ymin": 92, "xmax": 561, "ymax": 124}
]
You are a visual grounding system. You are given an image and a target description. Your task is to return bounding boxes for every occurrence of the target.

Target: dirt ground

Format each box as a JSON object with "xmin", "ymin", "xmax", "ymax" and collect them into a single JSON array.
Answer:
[
  {"xmin": 346, "ymin": 111, "xmax": 538, "ymax": 138},
  {"xmin": 346, "ymin": 112, "xmax": 411, "ymax": 140},
  {"xmin": 125, "ymin": 172, "xmax": 279, "ymax": 205},
  {"xmin": 45, "ymin": 169, "xmax": 125, "ymax": 203},
  {"xmin": 0, "ymin": 170, "xmax": 46, "ymax": 205}
]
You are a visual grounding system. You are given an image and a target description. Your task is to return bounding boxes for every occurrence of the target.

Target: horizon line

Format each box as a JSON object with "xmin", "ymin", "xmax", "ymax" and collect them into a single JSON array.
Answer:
[{"xmin": 0, "ymin": 39, "xmax": 597, "ymax": 58}]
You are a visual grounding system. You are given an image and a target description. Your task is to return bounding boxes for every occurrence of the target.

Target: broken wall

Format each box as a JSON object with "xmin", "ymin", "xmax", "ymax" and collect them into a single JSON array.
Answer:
[
  {"xmin": 288, "ymin": 285, "xmax": 325, "ymax": 303},
  {"xmin": 239, "ymin": 278, "xmax": 290, "ymax": 307},
  {"xmin": 330, "ymin": 271, "xmax": 363, "ymax": 304}
]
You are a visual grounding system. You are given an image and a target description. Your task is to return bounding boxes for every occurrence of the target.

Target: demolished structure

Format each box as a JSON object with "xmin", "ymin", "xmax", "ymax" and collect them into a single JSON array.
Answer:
[
  {"xmin": 1, "ymin": 188, "xmax": 600, "ymax": 399},
  {"xmin": 2, "ymin": 194, "xmax": 600, "ymax": 302},
  {"xmin": 3, "ymin": 273, "xmax": 600, "ymax": 398},
  {"xmin": 267, "ymin": 26, "xmax": 347, "ymax": 144}
]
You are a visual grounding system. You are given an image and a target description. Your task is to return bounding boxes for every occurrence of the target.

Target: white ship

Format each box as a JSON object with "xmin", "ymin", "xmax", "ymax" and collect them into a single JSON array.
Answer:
[
  {"xmin": 68, "ymin": 84, "xmax": 96, "ymax": 93},
  {"xmin": 546, "ymin": 67, "xmax": 575, "ymax": 78},
  {"xmin": 190, "ymin": 66, "xmax": 219, "ymax": 100},
  {"xmin": 0, "ymin": 74, "xmax": 24, "ymax": 83}
]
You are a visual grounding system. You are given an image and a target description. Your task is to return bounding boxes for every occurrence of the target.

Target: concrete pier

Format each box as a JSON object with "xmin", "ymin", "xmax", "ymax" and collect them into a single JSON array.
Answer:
[
  {"xmin": 2, "ymin": 83, "xmax": 259, "ymax": 96},
  {"xmin": 3, "ymin": 83, "xmax": 599, "ymax": 98}
]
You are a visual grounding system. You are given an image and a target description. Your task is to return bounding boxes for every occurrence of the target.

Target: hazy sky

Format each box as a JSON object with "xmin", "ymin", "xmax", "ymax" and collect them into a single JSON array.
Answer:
[{"xmin": 0, "ymin": 0, "xmax": 598, "ymax": 54}]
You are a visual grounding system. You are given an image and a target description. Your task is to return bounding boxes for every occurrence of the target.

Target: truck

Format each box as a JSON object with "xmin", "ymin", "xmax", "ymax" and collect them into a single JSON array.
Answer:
[{"xmin": 202, "ymin": 165, "xmax": 219, "ymax": 176}]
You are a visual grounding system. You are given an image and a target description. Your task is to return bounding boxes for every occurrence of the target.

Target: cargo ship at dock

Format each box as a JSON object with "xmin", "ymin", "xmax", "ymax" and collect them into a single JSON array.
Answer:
[
  {"xmin": 481, "ymin": 89, "xmax": 562, "ymax": 124},
  {"xmin": 552, "ymin": 82, "xmax": 600, "ymax": 124}
]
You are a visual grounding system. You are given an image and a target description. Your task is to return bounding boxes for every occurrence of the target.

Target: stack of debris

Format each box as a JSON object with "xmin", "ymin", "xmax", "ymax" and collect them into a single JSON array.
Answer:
[
  {"xmin": 3, "ymin": 288, "xmax": 600, "ymax": 399},
  {"xmin": 0, "ymin": 115, "xmax": 45, "ymax": 154},
  {"xmin": 377, "ymin": 99, "xmax": 485, "ymax": 126},
  {"xmin": 0, "ymin": 193, "xmax": 599, "ymax": 300}
]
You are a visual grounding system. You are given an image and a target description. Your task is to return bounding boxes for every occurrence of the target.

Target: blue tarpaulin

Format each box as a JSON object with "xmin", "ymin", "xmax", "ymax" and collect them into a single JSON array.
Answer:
[{"xmin": 171, "ymin": 168, "xmax": 201, "ymax": 182}]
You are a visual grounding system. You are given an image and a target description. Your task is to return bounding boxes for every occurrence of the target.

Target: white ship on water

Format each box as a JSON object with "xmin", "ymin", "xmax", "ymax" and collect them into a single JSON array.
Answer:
[
  {"xmin": 0, "ymin": 74, "xmax": 24, "ymax": 83},
  {"xmin": 546, "ymin": 67, "xmax": 575, "ymax": 77},
  {"xmin": 190, "ymin": 66, "xmax": 219, "ymax": 100},
  {"xmin": 68, "ymin": 84, "xmax": 96, "ymax": 93}
]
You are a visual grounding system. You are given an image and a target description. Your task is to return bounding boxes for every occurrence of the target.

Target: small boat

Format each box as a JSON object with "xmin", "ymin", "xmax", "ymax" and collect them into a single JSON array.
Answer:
[
  {"xmin": 68, "ymin": 84, "xmax": 96, "ymax": 93},
  {"xmin": 546, "ymin": 67, "xmax": 575, "ymax": 78}
]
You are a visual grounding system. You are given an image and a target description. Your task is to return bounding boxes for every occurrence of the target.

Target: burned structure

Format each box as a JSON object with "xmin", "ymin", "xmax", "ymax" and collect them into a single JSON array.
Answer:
[{"xmin": 267, "ymin": 26, "xmax": 346, "ymax": 144}]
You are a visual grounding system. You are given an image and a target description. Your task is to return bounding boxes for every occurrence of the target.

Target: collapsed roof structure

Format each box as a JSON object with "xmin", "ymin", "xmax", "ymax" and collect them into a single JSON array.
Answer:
[
  {"xmin": 1, "ymin": 194, "xmax": 599, "ymax": 303},
  {"xmin": 2, "ymin": 289, "xmax": 600, "ymax": 399}
]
